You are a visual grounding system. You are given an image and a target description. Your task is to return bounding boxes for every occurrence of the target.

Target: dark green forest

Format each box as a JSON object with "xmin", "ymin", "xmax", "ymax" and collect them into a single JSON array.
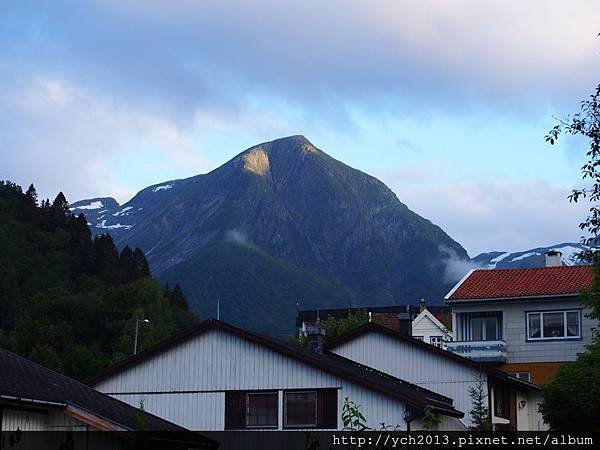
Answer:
[{"xmin": 0, "ymin": 180, "xmax": 198, "ymax": 379}]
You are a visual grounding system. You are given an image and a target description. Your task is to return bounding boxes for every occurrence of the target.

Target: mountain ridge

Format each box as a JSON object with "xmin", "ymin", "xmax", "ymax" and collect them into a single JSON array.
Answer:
[{"xmin": 70, "ymin": 135, "xmax": 471, "ymax": 330}]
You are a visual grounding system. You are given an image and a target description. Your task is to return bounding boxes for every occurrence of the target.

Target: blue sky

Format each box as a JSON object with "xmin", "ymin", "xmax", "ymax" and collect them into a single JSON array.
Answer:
[{"xmin": 1, "ymin": 0, "xmax": 599, "ymax": 255}]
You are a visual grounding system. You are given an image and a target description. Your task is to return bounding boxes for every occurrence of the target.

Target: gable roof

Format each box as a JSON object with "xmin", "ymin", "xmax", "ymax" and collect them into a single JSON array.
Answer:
[
  {"xmin": 445, "ymin": 265, "xmax": 593, "ymax": 302},
  {"xmin": 325, "ymin": 322, "xmax": 541, "ymax": 393},
  {"xmin": 86, "ymin": 319, "xmax": 463, "ymax": 418},
  {"xmin": 0, "ymin": 347, "xmax": 218, "ymax": 445},
  {"xmin": 412, "ymin": 309, "xmax": 449, "ymax": 333}
]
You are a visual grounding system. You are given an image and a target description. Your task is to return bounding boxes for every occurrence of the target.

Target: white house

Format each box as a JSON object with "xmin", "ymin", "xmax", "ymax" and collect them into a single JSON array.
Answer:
[
  {"xmin": 411, "ymin": 307, "xmax": 452, "ymax": 348},
  {"xmin": 88, "ymin": 319, "xmax": 465, "ymax": 431},
  {"xmin": 445, "ymin": 257, "xmax": 596, "ymax": 385},
  {"xmin": 325, "ymin": 323, "xmax": 546, "ymax": 431}
]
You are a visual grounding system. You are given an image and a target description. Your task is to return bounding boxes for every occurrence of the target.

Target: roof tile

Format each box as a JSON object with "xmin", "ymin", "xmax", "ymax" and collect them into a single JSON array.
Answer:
[{"xmin": 447, "ymin": 265, "xmax": 593, "ymax": 301}]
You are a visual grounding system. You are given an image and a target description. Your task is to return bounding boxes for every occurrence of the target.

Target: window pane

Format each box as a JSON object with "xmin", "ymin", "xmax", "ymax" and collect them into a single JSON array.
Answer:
[
  {"xmin": 543, "ymin": 312, "xmax": 564, "ymax": 338},
  {"xmin": 471, "ymin": 318, "xmax": 483, "ymax": 341},
  {"xmin": 247, "ymin": 393, "xmax": 278, "ymax": 427},
  {"xmin": 528, "ymin": 314, "xmax": 541, "ymax": 339},
  {"xmin": 484, "ymin": 317, "xmax": 498, "ymax": 341},
  {"xmin": 285, "ymin": 392, "xmax": 317, "ymax": 427},
  {"xmin": 566, "ymin": 311, "xmax": 580, "ymax": 337},
  {"xmin": 430, "ymin": 336, "xmax": 442, "ymax": 347},
  {"xmin": 493, "ymin": 386, "xmax": 508, "ymax": 419}
]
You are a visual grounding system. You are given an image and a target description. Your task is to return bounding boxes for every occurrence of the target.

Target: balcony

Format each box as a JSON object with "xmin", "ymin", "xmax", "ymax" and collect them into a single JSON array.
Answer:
[{"xmin": 446, "ymin": 340, "xmax": 507, "ymax": 363}]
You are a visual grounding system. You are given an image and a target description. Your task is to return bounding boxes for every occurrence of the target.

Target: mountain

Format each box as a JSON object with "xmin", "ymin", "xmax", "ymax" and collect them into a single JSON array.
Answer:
[
  {"xmin": 472, "ymin": 242, "xmax": 589, "ymax": 269},
  {"xmin": 72, "ymin": 135, "xmax": 469, "ymax": 333}
]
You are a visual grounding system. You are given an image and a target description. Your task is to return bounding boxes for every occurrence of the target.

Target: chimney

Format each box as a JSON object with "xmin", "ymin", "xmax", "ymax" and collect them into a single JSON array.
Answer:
[
  {"xmin": 419, "ymin": 298, "xmax": 427, "ymax": 313},
  {"xmin": 396, "ymin": 305, "xmax": 413, "ymax": 336},
  {"xmin": 545, "ymin": 250, "xmax": 563, "ymax": 268},
  {"xmin": 306, "ymin": 321, "xmax": 325, "ymax": 354}
]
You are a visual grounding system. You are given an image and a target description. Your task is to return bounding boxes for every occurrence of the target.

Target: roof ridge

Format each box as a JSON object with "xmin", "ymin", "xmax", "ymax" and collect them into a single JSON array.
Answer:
[
  {"xmin": 85, "ymin": 318, "xmax": 463, "ymax": 417},
  {"xmin": 473, "ymin": 264, "xmax": 590, "ymax": 272},
  {"xmin": 325, "ymin": 322, "xmax": 541, "ymax": 392}
]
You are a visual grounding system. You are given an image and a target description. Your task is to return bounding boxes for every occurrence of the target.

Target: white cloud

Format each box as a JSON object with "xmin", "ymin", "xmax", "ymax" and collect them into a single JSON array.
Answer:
[
  {"xmin": 0, "ymin": 75, "xmax": 213, "ymax": 203},
  {"xmin": 376, "ymin": 166, "xmax": 590, "ymax": 256}
]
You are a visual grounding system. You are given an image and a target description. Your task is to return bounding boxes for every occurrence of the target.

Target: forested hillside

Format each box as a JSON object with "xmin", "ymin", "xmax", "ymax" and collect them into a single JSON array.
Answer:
[{"xmin": 0, "ymin": 181, "xmax": 198, "ymax": 379}]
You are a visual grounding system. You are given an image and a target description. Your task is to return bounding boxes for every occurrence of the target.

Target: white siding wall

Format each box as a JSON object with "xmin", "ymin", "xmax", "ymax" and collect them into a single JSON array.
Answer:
[
  {"xmin": 1, "ymin": 409, "xmax": 48, "ymax": 431},
  {"xmin": 1, "ymin": 407, "xmax": 90, "ymax": 432},
  {"xmin": 451, "ymin": 299, "xmax": 597, "ymax": 363},
  {"xmin": 331, "ymin": 332, "xmax": 486, "ymax": 429},
  {"xmin": 412, "ymin": 314, "xmax": 450, "ymax": 348},
  {"xmin": 94, "ymin": 329, "xmax": 411, "ymax": 431}
]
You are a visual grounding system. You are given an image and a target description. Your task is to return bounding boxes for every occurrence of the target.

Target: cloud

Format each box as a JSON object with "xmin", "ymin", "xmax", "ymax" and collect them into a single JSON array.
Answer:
[
  {"xmin": 224, "ymin": 229, "xmax": 250, "ymax": 246},
  {"xmin": 439, "ymin": 245, "xmax": 483, "ymax": 284},
  {"xmin": 376, "ymin": 165, "xmax": 590, "ymax": 256},
  {"xmin": 0, "ymin": 74, "xmax": 213, "ymax": 203},
  {"xmin": 2, "ymin": 0, "xmax": 599, "ymax": 125}
]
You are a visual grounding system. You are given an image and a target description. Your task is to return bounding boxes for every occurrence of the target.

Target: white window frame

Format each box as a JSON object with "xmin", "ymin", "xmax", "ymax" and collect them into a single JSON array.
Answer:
[
  {"xmin": 429, "ymin": 336, "xmax": 443, "ymax": 347},
  {"xmin": 526, "ymin": 310, "xmax": 581, "ymax": 341},
  {"xmin": 413, "ymin": 336, "xmax": 424, "ymax": 341},
  {"xmin": 509, "ymin": 372, "xmax": 531, "ymax": 383},
  {"xmin": 246, "ymin": 392, "xmax": 279, "ymax": 429},
  {"xmin": 470, "ymin": 316, "xmax": 500, "ymax": 341},
  {"xmin": 284, "ymin": 390, "xmax": 318, "ymax": 428}
]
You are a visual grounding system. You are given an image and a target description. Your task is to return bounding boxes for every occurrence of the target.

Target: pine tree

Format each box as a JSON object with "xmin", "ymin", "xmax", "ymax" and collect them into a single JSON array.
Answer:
[
  {"xmin": 18, "ymin": 184, "xmax": 40, "ymax": 224},
  {"xmin": 468, "ymin": 374, "xmax": 492, "ymax": 430},
  {"xmin": 119, "ymin": 245, "xmax": 136, "ymax": 284},
  {"xmin": 48, "ymin": 192, "xmax": 70, "ymax": 229},
  {"xmin": 168, "ymin": 283, "xmax": 189, "ymax": 310},
  {"xmin": 132, "ymin": 248, "xmax": 151, "ymax": 278},
  {"xmin": 93, "ymin": 234, "xmax": 120, "ymax": 285}
]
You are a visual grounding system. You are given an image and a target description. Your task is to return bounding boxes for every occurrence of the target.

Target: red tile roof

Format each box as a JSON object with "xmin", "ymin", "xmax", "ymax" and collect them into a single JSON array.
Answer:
[{"xmin": 446, "ymin": 265, "xmax": 594, "ymax": 301}]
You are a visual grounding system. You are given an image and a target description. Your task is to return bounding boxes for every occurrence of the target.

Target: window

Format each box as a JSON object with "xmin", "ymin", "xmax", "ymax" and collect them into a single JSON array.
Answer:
[
  {"xmin": 225, "ymin": 389, "xmax": 338, "ymax": 430},
  {"xmin": 471, "ymin": 316, "xmax": 499, "ymax": 341},
  {"xmin": 493, "ymin": 385, "xmax": 509, "ymax": 419},
  {"xmin": 509, "ymin": 372, "xmax": 531, "ymax": 383},
  {"xmin": 527, "ymin": 310, "xmax": 581, "ymax": 340},
  {"xmin": 430, "ymin": 336, "xmax": 443, "ymax": 347},
  {"xmin": 413, "ymin": 336, "xmax": 424, "ymax": 341},
  {"xmin": 284, "ymin": 391, "xmax": 317, "ymax": 427},
  {"xmin": 246, "ymin": 392, "xmax": 278, "ymax": 428}
]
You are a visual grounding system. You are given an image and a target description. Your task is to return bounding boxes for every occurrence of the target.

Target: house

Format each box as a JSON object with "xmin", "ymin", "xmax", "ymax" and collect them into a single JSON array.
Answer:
[
  {"xmin": 87, "ymin": 319, "xmax": 465, "ymax": 431},
  {"xmin": 325, "ymin": 322, "xmax": 545, "ymax": 431},
  {"xmin": 297, "ymin": 300, "xmax": 452, "ymax": 348},
  {"xmin": 0, "ymin": 348, "xmax": 217, "ymax": 449},
  {"xmin": 444, "ymin": 251, "xmax": 597, "ymax": 385}
]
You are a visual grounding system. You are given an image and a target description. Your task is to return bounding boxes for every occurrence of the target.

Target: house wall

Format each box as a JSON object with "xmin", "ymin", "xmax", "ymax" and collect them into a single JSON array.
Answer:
[
  {"xmin": 330, "ymin": 332, "xmax": 478, "ymax": 429},
  {"xmin": 412, "ymin": 314, "xmax": 450, "ymax": 348},
  {"xmin": 94, "ymin": 329, "xmax": 415, "ymax": 431},
  {"xmin": 1, "ymin": 408, "xmax": 49, "ymax": 431},
  {"xmin": 0, "ymin": 408, "xmax": 87, "ymax": 431},
  {"xmin": 451, "ymin": 298, "xmax": 597, "ymax": 364}
]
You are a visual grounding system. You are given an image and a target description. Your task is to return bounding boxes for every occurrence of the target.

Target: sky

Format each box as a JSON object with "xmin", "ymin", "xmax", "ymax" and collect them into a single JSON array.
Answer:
[{"xmin": 1, "ymin": 0, "xmax": 599, "ymax": 256}]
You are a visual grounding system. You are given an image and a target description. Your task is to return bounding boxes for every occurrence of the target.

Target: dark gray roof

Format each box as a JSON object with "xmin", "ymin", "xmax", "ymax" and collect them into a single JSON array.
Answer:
[{"xmin": 0, "ymin": 347, "xmax": 217, "ymax": 442}]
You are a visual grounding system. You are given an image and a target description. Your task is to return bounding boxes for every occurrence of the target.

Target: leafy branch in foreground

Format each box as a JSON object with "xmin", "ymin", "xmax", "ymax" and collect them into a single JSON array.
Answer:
[{"xmin": 546, "ymin": 82, "xmax": 600, "ymax": 258}]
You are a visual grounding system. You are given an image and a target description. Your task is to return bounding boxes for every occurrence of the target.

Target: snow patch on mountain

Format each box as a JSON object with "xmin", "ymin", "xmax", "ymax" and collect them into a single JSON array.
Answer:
[
  {"xmin": 488, "ymin": 252, "xmax": 510, "ymax": 267},
  {"xmin": 70, "ymin": 200, "xmax": 104, "ymax": 210},
  {"xmin": 113, "ymin": 206, "xmax": 133, "ymax": 217},
  {"xmin": 153, "ymin": 184, "xmax": 173, "ymax": 192},
  {"xmin": 96, "ymin": 220, "xmax": 133, "ymax": 230},
  {"xmin": 511, "ymin": 251, "xmax": 539, "ymax": 262}
]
